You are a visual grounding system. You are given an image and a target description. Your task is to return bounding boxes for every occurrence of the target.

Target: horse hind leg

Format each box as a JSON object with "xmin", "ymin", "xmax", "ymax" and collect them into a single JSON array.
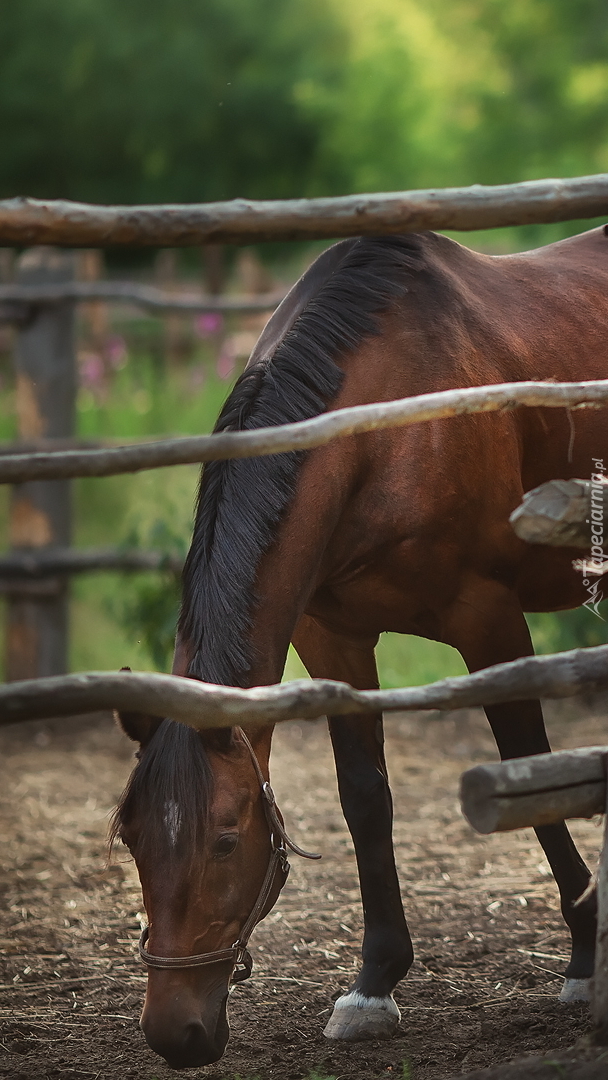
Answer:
[
  {"xmin": 484, "ymin": 699, "xmax": 595, "ymax": 1003},
  {"xmin": 292, "ymin": 616, "xmax": 412, "ymax": 1041},
  {"xmin": 323, "ymin": 991, "xmax": 401, "ymax": 1041},
  {"xmin": 446, "ymin": 587, "xmax": 596, "ymax": 1004},
  {"xmin": 536, "ymin": 819, "xmax": 595, "ymax": 1003}
]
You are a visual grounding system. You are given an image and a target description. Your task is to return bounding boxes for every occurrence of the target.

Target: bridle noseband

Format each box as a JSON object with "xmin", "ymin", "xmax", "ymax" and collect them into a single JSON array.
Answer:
[{"xmin": 138, "ymin": 728, "xmax": 320, "ymax": 983}]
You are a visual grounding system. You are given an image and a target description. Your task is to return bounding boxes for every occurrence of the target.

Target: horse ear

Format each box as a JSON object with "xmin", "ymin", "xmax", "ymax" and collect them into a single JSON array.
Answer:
[
  {"xmin": 114, "ymin": 667, "xmax": 163, "ymax": 746},
  {"xmin": 115, "ymin": 709, "xmax": 163, "ymax": 746}
]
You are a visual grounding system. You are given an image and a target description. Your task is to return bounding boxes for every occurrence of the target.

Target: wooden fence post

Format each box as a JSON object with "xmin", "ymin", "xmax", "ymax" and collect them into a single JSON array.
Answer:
[{"xmin": 5, "ymin": 247, "xmax": 76, "ymax": 680}]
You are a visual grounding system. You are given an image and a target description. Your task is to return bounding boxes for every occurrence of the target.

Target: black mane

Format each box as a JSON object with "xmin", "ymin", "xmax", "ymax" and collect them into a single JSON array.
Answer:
[
  {"xmin": 179, "ymin": 234, "xmax": 425, "ymax": 687},
  {"xmin": 114, "ymin": 235, "xmax": 424, "ymax": 857}
]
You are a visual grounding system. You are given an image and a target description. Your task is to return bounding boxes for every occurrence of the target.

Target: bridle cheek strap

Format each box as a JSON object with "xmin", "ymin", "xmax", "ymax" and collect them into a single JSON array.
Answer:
[
  {"xmin": 138, "ymin": 837, "xmax": 284, "ymax": 982},
  {"xmin": 138, "ymin": 728, "xmax": 320, "ymax": 984}
]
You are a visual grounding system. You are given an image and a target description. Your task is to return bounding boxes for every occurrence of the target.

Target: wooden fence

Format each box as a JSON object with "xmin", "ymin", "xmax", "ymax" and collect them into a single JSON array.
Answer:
[
  {"xmin": 1, "ymin": 174, "xmax": 608, "ymax": 245},
  {"xmin": 1, "ymin": 379, "xmax": 608, "ymax": 484},
  {"xmin": 0, "ymin": 173, "xmax": 606, "ymax": 680},
  {"xmin": 0, "ymin": 249, "xmax": 284, "ymax": 678},
  {"xmin": 0, "ymin": 278, "xmax": 283, "ymax": 319},
  {"xmin": 1, "ymin": 642, "xmax": 607, "ymax": 727}
]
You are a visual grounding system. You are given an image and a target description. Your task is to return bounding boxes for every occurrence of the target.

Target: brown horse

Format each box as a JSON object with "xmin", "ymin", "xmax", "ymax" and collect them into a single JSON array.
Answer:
[{"xmin": 114, "ymin": 226, "xmax": 608, "ymax": 1068}]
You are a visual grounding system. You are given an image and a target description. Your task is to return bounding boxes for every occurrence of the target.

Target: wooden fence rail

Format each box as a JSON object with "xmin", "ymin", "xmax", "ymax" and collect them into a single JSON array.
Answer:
[
  {"xmin": 0, "ymin": 280, "xmax": 283, "ymax": 318},
  {"xmin": 2, "ymin": 642, "xmax": 608, "ymax": 727},
  {"xmin": 460, "ymin": 747, "xmax": 608, "ymax": 1043},
  {"xmin": 511, "ymin": 476, "xmax": 608, "ymax": 549},
  {"xmin": 0, "ymin": 437, "xmax": 107, "ymax": 455},
  {"xmin": 461, "ymin": 747, "xmax": 607, "ymax": 834},
  {"xmin": 0, "ymin": 548, "xmax": 183, "ymax": 581},
  {"xmin": 1, "ymin": 175, "xmax": 608, "ymax": 247},
  {"xmin": 0, "ymin": 379, "xmax": 607, "ymax": 484}
]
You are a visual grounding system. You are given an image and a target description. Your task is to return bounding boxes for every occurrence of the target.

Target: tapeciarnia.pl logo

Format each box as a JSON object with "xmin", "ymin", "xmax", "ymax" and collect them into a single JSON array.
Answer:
[{"xmin": 577, "ymin": 458, "xmax": 606, "ymax": 619}]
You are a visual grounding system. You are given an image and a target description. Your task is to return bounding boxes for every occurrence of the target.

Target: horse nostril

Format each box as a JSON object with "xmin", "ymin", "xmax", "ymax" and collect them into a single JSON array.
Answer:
[{"xmin": 182, "ymin": 1020, "xmax": 208, "ymax": 1057}]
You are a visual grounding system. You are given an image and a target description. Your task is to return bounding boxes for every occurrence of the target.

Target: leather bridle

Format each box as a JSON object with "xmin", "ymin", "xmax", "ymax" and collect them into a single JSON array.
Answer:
[{"xmin": 138, "ymin": 727, "xmax": 320, "ymax": 983}]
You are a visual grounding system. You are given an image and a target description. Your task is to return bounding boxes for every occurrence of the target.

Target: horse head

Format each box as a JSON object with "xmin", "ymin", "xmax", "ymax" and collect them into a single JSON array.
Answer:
[{"xmin": 113, "ymin": 713, "xmax": 287, "ymax": 1069}]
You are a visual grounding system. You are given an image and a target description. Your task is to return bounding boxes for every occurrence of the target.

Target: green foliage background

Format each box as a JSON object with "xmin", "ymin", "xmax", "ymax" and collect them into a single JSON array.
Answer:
[
  {"xmin": 0, "ymin": 0, "xmax": 343, "ymax": 204},
  {"xmin": 2, "ymin": 0, "xmax": 608, "ymax": 215}
]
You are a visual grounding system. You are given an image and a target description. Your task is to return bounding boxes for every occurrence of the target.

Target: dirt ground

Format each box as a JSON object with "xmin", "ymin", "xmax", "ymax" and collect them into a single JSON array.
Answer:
[{"xmin": 0, "ymin": 702, "xmax": 607, "ymax": 1080}]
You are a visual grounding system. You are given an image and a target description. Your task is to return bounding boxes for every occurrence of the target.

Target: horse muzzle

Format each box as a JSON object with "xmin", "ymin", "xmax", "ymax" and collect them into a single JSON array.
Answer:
[{"xmin": 140, "ymin": 982, "xmax": 230, "ymax": 1069}]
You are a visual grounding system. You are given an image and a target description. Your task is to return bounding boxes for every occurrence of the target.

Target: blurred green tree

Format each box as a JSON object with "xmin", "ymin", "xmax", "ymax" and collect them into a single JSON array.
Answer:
[
  {"xmin": 463, "ymin": 0, "xmax": 608, "ymax": 185},
  {"xmin": 0, "ymin": 0, "xmax": 345, "ymax": 202},
  {"xmin": 3, "ymin": 0, "xmax": 608, "ymax": 207},
  {"xmin": 298, "ymin": 0, "xmax": 608, "ymax": 195},
  {"xmin": 296, "ymin": 0, "xmax": 497, "ymax": 194}
]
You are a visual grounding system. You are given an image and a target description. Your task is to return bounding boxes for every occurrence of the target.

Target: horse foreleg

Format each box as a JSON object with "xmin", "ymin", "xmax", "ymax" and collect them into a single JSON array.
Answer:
[
  {"xmin": 324, "ymin": 712, "xmax": 413, "ymax": 1039},
  {"xmin": 446, "ymin": 587, "xmax": 596, "ymax": 1004},
  {"xmin": 292, "ymin": 616, "xmax": 412, "ymax": 1041}
]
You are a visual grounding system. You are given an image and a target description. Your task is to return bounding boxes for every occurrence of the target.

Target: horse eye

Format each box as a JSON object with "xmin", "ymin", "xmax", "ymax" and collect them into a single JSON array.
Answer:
[{"xmin": 213, "ymin": 833, "xmax": 238, "ymax": 858}]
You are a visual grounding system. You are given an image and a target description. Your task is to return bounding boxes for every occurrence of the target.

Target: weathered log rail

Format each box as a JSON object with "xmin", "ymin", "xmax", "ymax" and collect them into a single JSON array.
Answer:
[
  {"xmin": 0, "ymin": 280, "xmax": 283, "ymax": 320},
  {"xmin": 0, "ymin": 548, "xmax": 183, "ymax": 581},
  {"xmin": 0, "ymin": 175, "xmax": 608, "ymax": 247},
  {"xmin": 0, "ymin": 379, "xmax": 607, "ymax": 484},
  {"xmin": 511, "ymin": 476, "xmax": 608, "ymax": 550},
  {"xmin": 0, "ymin": 380, "xmax": 604, "ymax": 653},
  {"xmin": 461, "ymin": 747, "xmax": 607, "ymax": 834},
  {"xmin": 460, "ymin": 747, "xmax": 608, "ymax": 1042},
  {"xmin": 2, "ymin": 642, "xmax": 608, "ymax": 727},
  {"xmin": 0, "ymin": 437, "xmax": 107, "ymax": 455}
]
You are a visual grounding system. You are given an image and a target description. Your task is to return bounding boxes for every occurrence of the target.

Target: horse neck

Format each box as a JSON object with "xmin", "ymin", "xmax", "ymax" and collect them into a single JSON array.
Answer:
[
  {"xmin": 248, "ymin": 441, "xmax": 355, "ymax": 689},
  {"xmin": 176, "ymin": 330, "xmax": 392, "ymax": 700}
]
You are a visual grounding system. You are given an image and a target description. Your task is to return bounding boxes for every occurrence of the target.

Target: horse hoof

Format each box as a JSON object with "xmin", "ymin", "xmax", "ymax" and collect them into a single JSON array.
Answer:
[
  {"xmin": 323, "ymin": 992, "xmax": 400, "ymax": 1041},
  {"xmin": 559, "ymin": 978, "xmax": 592, "ymax": 1003}
]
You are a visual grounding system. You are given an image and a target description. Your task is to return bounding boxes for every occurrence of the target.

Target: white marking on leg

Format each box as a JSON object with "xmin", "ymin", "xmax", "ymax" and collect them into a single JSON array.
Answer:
[
  {"xmin": 331, "ymin": 991, "xmax": 400, "ymax": 1015},
  {"xmin": 163, "ymin": 799, "xmax": 182, "ymax": 846},
  {"xmin": 323, "ymin": 991, "xmax": 400, "ymax": 1041},
  {"xmin": 559, "ymin": 977, "xmax": 592, "ymax": 1003}
]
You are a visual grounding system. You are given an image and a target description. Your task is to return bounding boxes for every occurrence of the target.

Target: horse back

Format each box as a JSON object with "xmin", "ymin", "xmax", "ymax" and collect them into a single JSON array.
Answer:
[{"xmin": 333, "ymin": 227, "xmax": 607, "ymax": 433}]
